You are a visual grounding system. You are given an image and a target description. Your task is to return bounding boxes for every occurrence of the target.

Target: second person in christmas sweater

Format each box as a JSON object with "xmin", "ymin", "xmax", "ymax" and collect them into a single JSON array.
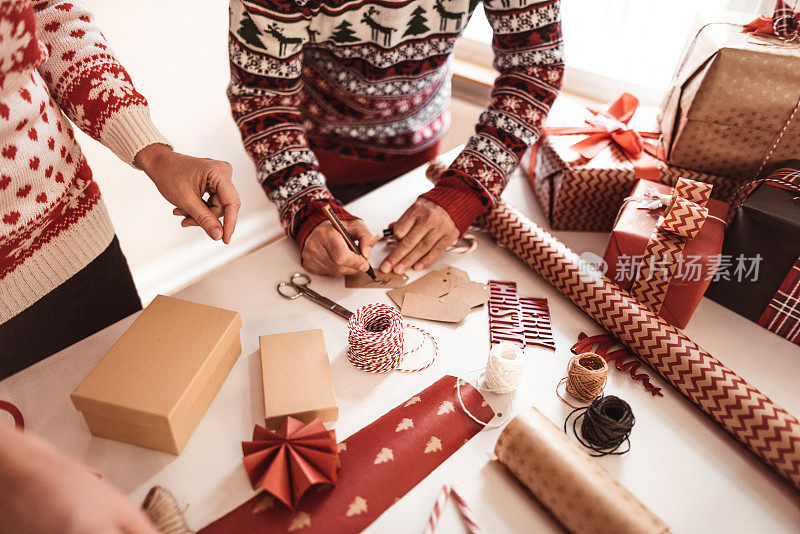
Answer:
[{"xmin": 213, "ymin": 0, "xmax": 563, "ymax": 275}]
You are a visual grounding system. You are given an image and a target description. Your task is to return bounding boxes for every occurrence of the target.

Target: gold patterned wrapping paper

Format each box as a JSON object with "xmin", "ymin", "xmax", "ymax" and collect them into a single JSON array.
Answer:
[
  {"xmin": 481, "ymin": 199, "xmax": 800, "ymax": 490},
  {"xmin": 495, "ymin": 408, "xmax": 669, "ymax": 534},
  {"xmin": 660, "ymin": 23, "xmax": 800, "ymax": 180}
]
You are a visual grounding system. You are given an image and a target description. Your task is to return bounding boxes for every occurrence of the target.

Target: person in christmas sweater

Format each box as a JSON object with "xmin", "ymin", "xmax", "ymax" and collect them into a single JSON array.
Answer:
[
  {"xmin": 0, "ymin": 0, "xmax": 241, "ymax": 378},
  {"xmin": 1, "ymin": 2, "xmax": 241, "ymax": 533},
  {"xmin": 215, "ymin": 0, "xmax": 562, "ymax": 276}
]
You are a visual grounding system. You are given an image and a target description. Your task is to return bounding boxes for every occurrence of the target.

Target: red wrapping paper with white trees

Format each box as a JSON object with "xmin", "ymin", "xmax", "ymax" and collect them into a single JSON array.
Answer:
[{"xmin": 200, "ymin": 375, "xmax": 495, "ymax": 533}]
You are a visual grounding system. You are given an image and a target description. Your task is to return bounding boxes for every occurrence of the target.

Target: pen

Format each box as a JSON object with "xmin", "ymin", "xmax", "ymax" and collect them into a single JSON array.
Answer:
[{"xmin": 322, "ymin": 205, "xmax": 377, "ymax": 280}]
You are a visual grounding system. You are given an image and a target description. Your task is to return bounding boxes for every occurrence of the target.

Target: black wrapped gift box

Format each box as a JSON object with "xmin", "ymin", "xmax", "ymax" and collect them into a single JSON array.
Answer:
[{"xmin": 706, "ymin": 164, "xmax": 800, "ymax": 341}]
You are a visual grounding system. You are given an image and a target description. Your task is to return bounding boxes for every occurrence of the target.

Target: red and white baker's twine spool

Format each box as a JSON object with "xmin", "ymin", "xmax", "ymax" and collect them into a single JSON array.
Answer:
[
  {"xmin": 347, "ymin": 304, "xmax": 437, "ymax": 373},
  {"xmin": 423, "ymin": 484, "xmax": 481, "ymax": 534}
]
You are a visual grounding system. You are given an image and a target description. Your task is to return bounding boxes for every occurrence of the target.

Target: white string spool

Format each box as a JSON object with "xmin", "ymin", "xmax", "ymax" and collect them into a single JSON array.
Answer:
[
  {"xmin": 484, "ymin": 342, "xmax": 526, "ymax": 394},
  {"xmin": 456, "ymin": 342, "xmax": 526, "ymax": 428}
]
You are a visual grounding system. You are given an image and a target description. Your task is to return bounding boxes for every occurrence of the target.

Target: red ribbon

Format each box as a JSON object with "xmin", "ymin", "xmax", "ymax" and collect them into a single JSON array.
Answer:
[
  {"xmin": 0, "ymin": 401, "xmax": 24, "ymax": 430},
  {"xmin": 544, "ymin": 92, "xmax": 665, "ymax": 181},
  {"xmin": 743, "ymin": 1, "xmax": 800, "ymax": 38}
]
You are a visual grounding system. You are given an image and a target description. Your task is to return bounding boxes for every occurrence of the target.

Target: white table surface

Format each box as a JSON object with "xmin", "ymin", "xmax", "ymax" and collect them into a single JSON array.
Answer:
[{"xmin": 2, "ymin": 154, "xmax": 800, "ymax": 533}]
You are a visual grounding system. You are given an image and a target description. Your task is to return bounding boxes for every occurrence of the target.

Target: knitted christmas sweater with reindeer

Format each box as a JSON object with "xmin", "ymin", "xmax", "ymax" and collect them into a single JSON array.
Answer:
[
  {"xmin": 0, "ymin": 0, "xmax": 170, "ymax": 323},
  {"xmin": 228, "ymin": 0, "xmax": 563, "ymax": 248}
]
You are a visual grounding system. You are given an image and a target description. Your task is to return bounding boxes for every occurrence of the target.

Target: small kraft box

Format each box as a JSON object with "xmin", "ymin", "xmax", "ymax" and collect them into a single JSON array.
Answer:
[
  {"xmin": 659, "ymin": 8, "xmax": 800, "ymax": 181},
  {"xmin": 603, "ymin": 178, "xmax": 728, "ymax": 329},
  {"xmin": 259, "ymin": 329, "xmax": 338, "ymax": 428},
  {"xmin": 706, "ymin": 164, "xmax": 800, "ymax": 345},
  {"xmin": 71, "ymin": 295, "xmax": 242, "ymax": 454},
  {"xmin": 529, "ymin": 93, "xmax": 731, "ymax": 232}
]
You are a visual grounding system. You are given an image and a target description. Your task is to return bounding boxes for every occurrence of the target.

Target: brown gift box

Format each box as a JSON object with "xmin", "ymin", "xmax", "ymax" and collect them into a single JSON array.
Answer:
[
  {"xmin": 660, "ymin": 22, "xmax": 800, "ymax": 180},
  {"xmin": 259, "ymin": 329, "xmax": 338, "ymax": 428},
  {"xmin": 71, "ymin": 295, "xmax": 242, "ymax": 454},
  {"xmin": 529, "ymin": 101, "xmax": 731, "ymax": 232}
]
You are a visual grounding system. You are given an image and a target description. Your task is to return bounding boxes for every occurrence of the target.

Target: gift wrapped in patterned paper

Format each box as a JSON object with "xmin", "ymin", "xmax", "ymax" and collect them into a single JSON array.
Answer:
[
  {"xmin": 659, "ymin": 1, "xmax": 800, "ymax": 181},
  {"xmin": 603, "ymin": 178, "xmax": 728, "ymax": 329},
  {"xmin": 706, "ymin": 163, "xmax": 800, "ymax": 346},
  {"xmin": 528, "ymin": 93, "xmax": 732, "ymax": 232}
]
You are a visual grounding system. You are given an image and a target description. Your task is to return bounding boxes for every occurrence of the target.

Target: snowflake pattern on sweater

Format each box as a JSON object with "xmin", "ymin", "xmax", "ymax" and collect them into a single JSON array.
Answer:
[
  {"xmin": 0, "ymin": 0, "xmax": 169, "ymax": 323},
  {"xmin": 228, "ymin": 0, "xmax": 563, "ymax": 247}
]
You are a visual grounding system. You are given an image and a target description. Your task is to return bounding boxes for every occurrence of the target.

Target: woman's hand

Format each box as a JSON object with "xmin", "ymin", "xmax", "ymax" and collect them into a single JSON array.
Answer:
[
  {"xmin": 135, "ymin": 143, "xmax": 240, "ymax": 244},
  {"xmin": 0, "ymin": 427, "xmax": 159, "ymax": 534},
  {"xmin": 380, "ymin": 198, "xmax": 459, "ymax": 274},
  {"xmin": 302, "ymin": 220, "xmax": 378, "ymax": 277}
]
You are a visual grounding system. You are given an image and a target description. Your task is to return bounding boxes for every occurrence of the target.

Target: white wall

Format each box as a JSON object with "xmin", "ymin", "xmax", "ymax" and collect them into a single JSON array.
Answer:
[{"xmin": 76, "ymin": 0, "xmax": 281, "ymax": 304}]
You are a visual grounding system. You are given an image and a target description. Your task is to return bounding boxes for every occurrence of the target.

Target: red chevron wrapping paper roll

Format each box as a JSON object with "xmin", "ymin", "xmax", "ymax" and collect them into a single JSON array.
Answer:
[{"xmin": 481, "ymin": 199, "xmax": 800, "ymax": 489}]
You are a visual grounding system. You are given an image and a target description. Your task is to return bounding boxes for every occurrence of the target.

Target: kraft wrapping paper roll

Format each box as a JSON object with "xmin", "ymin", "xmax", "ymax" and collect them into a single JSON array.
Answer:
[
  {"xmin": 481, "ymin": 199, "xmax": 800, "ymax": 489},
  {"xmin": 495, "ymin": 408, "xmax": 668, "ymax": 534}
]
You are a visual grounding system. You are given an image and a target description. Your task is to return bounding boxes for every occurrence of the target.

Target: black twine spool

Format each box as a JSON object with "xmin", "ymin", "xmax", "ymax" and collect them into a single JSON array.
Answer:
[{"xmin": 564, "ymin": 395, "xmax": 635, "ymax": 456}]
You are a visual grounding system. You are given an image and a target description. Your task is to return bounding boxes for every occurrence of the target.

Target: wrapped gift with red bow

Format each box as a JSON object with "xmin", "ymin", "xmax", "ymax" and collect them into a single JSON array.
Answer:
[
  {"xmin": 603, "ymin": 178, "xmax": 729, "ymax": 328},
  {"xmin": 528, "ymin": 93, "xmax": 730, "ymax": 231}
]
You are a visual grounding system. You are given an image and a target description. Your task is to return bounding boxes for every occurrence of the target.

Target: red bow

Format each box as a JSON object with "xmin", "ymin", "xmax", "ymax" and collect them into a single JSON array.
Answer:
[
  {"xmin": 743, "ymin": 1, "xmax": 800, "ymax": 38},
  {"xmin": 242, "ymin": 417, "xmax": 338, "ymax": 509},
  {"xmin": 545, "ymin": 93, "xmax": 664, "ymax": 181}
]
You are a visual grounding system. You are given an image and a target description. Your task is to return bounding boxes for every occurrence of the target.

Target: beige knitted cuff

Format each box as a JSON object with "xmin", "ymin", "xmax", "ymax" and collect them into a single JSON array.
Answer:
[{"xmin": 99, "ymin": 106, "xmax": 173, "ymax": 167}]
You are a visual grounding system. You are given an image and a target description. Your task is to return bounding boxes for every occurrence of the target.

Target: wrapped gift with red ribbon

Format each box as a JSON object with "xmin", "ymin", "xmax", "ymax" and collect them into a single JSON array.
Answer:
[
  {"xmin": 603, "ymin": 177, "xmax": 729, "ymax": 328},
  {"xmin": 528, "ymin": 93, "xmax": 730, "ymax": 232}
]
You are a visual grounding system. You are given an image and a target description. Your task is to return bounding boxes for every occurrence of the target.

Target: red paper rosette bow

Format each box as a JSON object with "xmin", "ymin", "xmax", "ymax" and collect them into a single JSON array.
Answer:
[{"xmin": 242, "ymin": 417, "xmax": 338, "ymax": 509}]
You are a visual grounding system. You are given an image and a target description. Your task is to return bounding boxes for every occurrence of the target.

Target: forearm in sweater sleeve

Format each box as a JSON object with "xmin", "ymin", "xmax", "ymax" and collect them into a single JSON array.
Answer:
[
  {"xmin": 421, "ymin": 0, "xmax": 564, "ymax": 234},
  {"xmin": 32, "ymin": 0, "xmax": 171, "ymax": 165},
  {"xmin": 228, "ymin": 0, "xmax": 355, "ymax": 250}
]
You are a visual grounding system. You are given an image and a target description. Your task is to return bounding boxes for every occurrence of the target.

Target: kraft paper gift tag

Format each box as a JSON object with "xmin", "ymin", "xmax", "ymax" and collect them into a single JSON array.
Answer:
[
  {"xmin": 447, "ymin": 280, "xmax": 490, "ymax": 308},
  {"xmin": 345, "ymin": 271, "xmax": 408, "ymax": 289},
  {"xmin": 387, "ymin": 266, "xmax": 490, "ymax": 323},
  {"xmin": 387, "ymin": 269, "xmax": 452, "ymax": 307},
  {"xmin": 387, "ymin": 267, "xmax": 488, "ymax": 307},
  {"xmin": 400, "ymin": 292, "xmax": 473, "ymax": 323}
]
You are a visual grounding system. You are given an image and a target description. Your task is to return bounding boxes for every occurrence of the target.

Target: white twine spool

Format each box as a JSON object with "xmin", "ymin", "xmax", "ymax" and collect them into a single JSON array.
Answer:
[
  {"xmin": 456, "ymin": 342, "xmax": 526, "ymax": 428},
  {"xmin": 484, "ymin": 342, "xmax": 526, "ymax": 394}
]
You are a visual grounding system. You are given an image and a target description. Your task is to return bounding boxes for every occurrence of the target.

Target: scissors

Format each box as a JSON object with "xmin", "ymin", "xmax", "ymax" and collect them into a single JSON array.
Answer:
[{"xmin": 277, "ymin": 273, "xmax": 353, "ymax": 320}]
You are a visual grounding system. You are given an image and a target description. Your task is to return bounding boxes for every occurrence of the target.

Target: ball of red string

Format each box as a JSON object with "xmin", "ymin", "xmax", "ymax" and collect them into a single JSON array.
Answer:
[{"xmin": 347, "ymin": 304, "xmax": 435, "ymax": 373}]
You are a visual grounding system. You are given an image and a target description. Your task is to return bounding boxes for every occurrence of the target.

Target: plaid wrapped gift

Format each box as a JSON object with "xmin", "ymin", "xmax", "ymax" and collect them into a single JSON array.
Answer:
[
  {"xmin": 706, "ymin": 163, "xmax": 800, "ymax": 345},
  {"xmin": 759, "ymin": 258, "xmax": 800, "ymax": 344},
  {"xmin": 528, "ymin": 94, "xmax": 733, "ymax": 232}
]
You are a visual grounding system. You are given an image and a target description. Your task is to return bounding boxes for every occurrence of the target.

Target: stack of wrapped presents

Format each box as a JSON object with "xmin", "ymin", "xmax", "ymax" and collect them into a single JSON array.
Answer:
[{"xmin": 526, "ymin": 6, "xmax": 800, "ymax": 345}]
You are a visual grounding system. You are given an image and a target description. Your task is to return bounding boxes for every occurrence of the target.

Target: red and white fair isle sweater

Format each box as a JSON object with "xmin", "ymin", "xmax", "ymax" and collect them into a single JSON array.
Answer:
[
  {"xmin": 0, "ymin": 0, "xmax": 170, "ymax": 323},
  {"xmin": 228, "ymin": 0, "xmax": 564, "ymax": 249}
]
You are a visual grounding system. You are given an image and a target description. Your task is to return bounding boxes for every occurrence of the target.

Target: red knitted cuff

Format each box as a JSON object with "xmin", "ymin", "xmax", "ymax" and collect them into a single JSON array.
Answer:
[
  {"xmin": 295, "ymin": 200, "xmax": 359, "ymax": 253},
  {"xmin": 419, "ymin": 171, "xmax": 491, "ymax": 235}
]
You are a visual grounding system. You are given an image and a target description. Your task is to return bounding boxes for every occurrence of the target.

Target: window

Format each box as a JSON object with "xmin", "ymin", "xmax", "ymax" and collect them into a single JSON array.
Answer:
[{"xmin": 461, "ymin": 0, "xmax": 769, "ymax": 104}]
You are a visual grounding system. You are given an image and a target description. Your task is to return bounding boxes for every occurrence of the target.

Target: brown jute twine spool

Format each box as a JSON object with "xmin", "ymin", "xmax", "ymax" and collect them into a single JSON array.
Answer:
[
  {"xmin": 557, "ymin": 353, "xmax": 609, "ymax": 408},
  {"xmin": 142, "ymin": 486, "xmax": 194, "ymax": 534}
]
